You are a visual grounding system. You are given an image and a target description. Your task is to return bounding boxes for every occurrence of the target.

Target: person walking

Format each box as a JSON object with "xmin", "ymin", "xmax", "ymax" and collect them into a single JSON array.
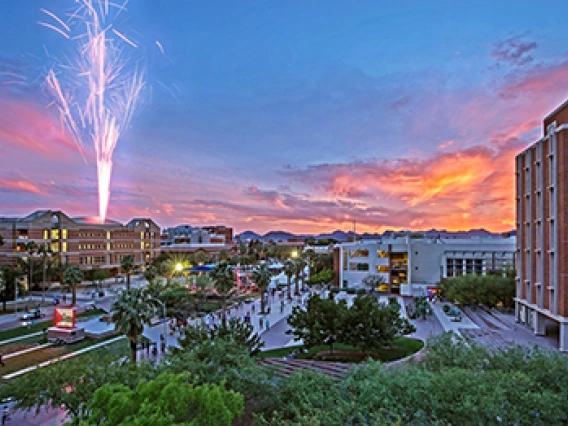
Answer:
[
  {"xmin": 259, "ymin": 317, "xmax": 264, "ymax": 329},
  {"xmin": 0, "ymin": 354, "xmax": 4, "ymax": 367},
  {"xmin": 266, "ymin": 319, "xmax": 270, "ymax": 330},
  {"xmin": 280, "ymin": 301, "xmax": 284, "ymax": 314},
  {"xmin": 2, "ymin": 406, "xmax": 8, "ymax": 425}
]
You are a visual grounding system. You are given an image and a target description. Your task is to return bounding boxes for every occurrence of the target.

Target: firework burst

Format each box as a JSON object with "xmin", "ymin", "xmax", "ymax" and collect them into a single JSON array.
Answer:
[{"xmin": 41, "ymin": 0, "xmax": 144, "ymax": 223}]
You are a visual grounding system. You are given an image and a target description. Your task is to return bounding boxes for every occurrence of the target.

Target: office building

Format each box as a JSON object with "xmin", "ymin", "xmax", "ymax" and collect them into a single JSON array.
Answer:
[
  {"xmin": 0, "ymin": 210, "xmax": 160, "ymax": 272},
  {"xmin": 515, "ymin": 99, "xmax": 568, "ymax": 351},
  {"xmin": 334, "ymin": 235, "xmax": 516, "ymax": 296}
]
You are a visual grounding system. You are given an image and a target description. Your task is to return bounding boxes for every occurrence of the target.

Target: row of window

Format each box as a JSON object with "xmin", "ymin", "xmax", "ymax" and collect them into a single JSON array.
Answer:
[{"xmin": 79, "ymin": 256, "xmax": 106, "ymax": 265}]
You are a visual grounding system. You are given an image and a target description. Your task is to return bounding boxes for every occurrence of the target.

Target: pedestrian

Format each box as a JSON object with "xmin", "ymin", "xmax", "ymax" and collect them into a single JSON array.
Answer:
[
  {"xmin": 266, "ymin": 319, "xmax": 270, "ymax": 330},
  {"xmin": 146, "ymin": 340, "xmax": 150, "ymax": 355},
  {"xmin": 160, "ymin": 334, "xmax": 165, "ymax": 342},
  {"xmin": 267, "ymin": 306, "xmax": 271, "ymax": 315},
  {"xmin": 160, "ymin": 340, "xmax": 166, "ymax": 354},
  {"xmin": 280, "ymin": 301, "xmax": 284, "ymax": 314},
  {"xmin": 259, "ymin": 317, "xmax": 264, "ymax": 329},
  {"xmin": 2, "ymin": 406, "xmax": 8, "ymax": 425},
  {"xmin": 0, "ymin": 354, "xmax": 4, "ymax": 367},
  {"xmin": 152, "ymin": 342, "xmax": 158, "ymax": 357},
  {"xmin": 252, "ymin": 304, "xmax": 256, "ymax": 314}
]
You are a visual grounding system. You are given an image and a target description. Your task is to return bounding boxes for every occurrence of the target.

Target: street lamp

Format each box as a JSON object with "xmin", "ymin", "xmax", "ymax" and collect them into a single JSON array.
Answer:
[{"xmin": 291, "ymin": 250, "xmax": 298, "ymax": 258}]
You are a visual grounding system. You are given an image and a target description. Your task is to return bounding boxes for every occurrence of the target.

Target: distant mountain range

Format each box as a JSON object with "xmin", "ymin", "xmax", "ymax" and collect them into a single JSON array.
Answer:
[{"xmin": 236, "ymin": 228, "xmax": 515, "ymax": 243}]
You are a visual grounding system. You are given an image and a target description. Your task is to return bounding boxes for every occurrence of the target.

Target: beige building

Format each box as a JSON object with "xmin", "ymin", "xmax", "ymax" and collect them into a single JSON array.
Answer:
[{"xmin": 0, "ymin": 210, "xmax": 160, "ymax": 272}]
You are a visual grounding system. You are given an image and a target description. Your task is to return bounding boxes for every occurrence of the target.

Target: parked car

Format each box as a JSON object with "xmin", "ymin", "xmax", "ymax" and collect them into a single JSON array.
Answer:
[{"xmin": 20, "ymin": 309, "xmax": 45, "ymax": 321}]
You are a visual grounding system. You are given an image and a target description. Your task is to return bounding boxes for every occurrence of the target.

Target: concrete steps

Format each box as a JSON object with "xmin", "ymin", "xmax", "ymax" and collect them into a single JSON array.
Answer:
[{"xmin": 260, "ymin": 358, "xmax": 352, "ymax": 379}]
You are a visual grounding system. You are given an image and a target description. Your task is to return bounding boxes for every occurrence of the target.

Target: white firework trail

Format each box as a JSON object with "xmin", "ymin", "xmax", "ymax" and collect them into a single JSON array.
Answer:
[{"xmin": 41, "ymin": 0, "xmax": 144, "ymax": 223}]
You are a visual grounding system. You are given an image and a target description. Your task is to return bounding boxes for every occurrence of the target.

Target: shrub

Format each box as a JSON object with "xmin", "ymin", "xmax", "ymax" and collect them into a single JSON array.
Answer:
[
  {"xmin": 356, "ymin": 288, "xmax": 367, "ymax": 295},
  {"xmin": 443, "ymin": 304, "xmax": 451, "ymax": 314}
]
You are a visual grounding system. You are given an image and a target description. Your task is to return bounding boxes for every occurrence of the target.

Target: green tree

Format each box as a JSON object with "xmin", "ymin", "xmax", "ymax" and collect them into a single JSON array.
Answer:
[
  {"xmin": 306, "ymin": 269, "xmax": 335, "ymax": 286},
  {"xmin": 92, "ymin": 268, "xmax": 110, "ymax": 290},
  {"xmin": 252, "ymin": 264, "xmax": 271, "ymax": 313},
  {"xmin": 210, "ymin": 262, "xmax": 235, "ymax": 325},
  {"xmin": 63, "ymin": 265, "xmax": 83, "ymax": 306},
  {"xmin": 111, "ymin": 288, "xmax": 154, "ymax": 363},
  {"xmin": 343, "ymin": 295, "xmax": 415, "ymax": 354},
  {"xmin": 283, "ymin": 260, "xmax": 295, "ymax": 300},
  {"xmin": 0, "ymin": 265, "xmax": 23, "ymax": 312},
  {"xmin": 120, "ymin": 254, "xmax": 135, "ymax": 290},
  {"xmin": 84, "ymin": 372, "xmax": 244, "ymax": 426},
  {"xmin": 143, "ymin": 265, "xmax": 158, "ymax": 285},
  {"xmin": 194, "ymin": 250, "xmax": 208, "ymax": 266},
  {"xmin": 287, "ymin": 294, "xmax": 348, "ymax": 353},
  {"xmin": 179, "ymin": 318, "xmax": 264, "ymax": 356},
  {"xmin": 0, "ymin": 349, "xmax": 156, "ymax": 421}
]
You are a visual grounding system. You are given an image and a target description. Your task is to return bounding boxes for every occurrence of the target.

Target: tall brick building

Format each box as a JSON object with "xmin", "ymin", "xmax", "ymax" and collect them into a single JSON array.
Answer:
[
  {"xmin": 515, "ymin": 99, "xmax": 568, "ymax": 351},
  {"xmin": 0, "ymin": 210, "xmax": 160, "ymax": 272}
]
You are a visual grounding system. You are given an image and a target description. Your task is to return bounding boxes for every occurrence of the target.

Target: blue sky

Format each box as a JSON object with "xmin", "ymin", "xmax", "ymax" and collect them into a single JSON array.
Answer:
[{"xmin": 2, "ymin": 0, "xmax": 568, "ymax": 233}]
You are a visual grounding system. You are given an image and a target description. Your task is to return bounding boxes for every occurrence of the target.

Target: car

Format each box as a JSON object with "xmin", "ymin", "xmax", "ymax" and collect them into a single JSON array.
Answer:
[{"xmin": 20, "ymin": 309, "xmax": 45, "ymax": 321}]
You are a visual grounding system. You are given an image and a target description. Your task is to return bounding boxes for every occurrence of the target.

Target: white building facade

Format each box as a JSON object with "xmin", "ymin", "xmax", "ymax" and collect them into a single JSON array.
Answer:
[{"xmin": 333, "ymin": 236, "xmax": 516, "ymax": 296}]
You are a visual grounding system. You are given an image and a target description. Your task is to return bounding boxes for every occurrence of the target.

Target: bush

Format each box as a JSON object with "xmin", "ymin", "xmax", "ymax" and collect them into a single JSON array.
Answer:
[
  {"xmin": 356, "ymin": 288, "xmax": 367, "ymax": 295},
  {"xmin": 443, "ymin": 304, "xmax": 450, "ymax": 314}
]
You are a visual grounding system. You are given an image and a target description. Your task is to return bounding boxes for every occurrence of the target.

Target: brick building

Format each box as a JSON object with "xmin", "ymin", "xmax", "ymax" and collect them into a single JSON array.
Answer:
[
  {"xmin": 0, "ymin": 210, "xmax": 160, "ymax": 273},
  {"xmin": 515, "ymin": 99, "xmax": 568, "ymax": 351}
]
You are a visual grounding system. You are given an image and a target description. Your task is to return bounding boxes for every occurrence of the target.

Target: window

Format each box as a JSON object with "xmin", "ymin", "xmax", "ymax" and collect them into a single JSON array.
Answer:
[
  {"xmin": 349, "ymin": 249, "xmax": 369, "ymax": 258},
  {"xmin": 62, "ymin": 229, "xmax": 68, "ymax": 239},
  {"xmin": 377, "ymin": 250, "xmax": 389, "ymax": 258},
  {"xmin": 349, "ymin": 262, "xmax": 369, "ymax": 271},
  {"xmin": 62, "ymin": 242, "xmax": 67, "ymax": 252},
  {"xmin": 50, "ymin": 229, "xmax": 60, "ymax": 239},
  {"xmin": 377, "ymin": 265, "xmax": 389, "ymax": 272}
]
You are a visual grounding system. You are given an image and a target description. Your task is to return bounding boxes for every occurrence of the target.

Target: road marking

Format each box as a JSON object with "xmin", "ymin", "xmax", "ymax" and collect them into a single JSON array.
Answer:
[{"xmin": 4, "ymin": 343, "xmax": 53, "ymax": 359}]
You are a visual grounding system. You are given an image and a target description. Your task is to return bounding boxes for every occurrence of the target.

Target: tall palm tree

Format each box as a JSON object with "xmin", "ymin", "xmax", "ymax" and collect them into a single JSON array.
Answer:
[
  {"xmin": 284, "ymin": 260, "xmax": 295, "ymax": 300},
  {"xmin": 210, "ymin": 262, "xmax": 235, "ymax": 325},
  {"xmin": 25, "ymin": 241, "xmax": 38, "ymax": 291},
  {"xmin": 111, "ymin": 288, "xmax": 153, "ymax": 363},
  {"xmin": 37, "ymin": 243, "xmax": 53, "ymax": 304},
  {"xmin": 63, "ymin": 265, "xmax": 83, "ymax": 306},
  {"xmin": 120, "ymin": 255, "xmax": 135, "ymax": 290},
  {"xmin": 252, "ymin": 264, "xmax": 271, "ymax": 313},
  {"xmin": 304, "ymin": 248, "xmax": 317, "ymax": 280},
  {"xmin": 294, "ymin": 257, "xmax": 307, "ymax": 295}
]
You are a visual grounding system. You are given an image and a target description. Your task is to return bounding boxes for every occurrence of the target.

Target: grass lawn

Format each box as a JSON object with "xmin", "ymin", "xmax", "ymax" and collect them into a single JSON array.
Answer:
[
  {"xmin": 258, "ymin": 338, "xmax": 424, "ymax": 363},
  {"xmin": 0, "ymin": 335, "xmax": 126, "ymax": 376},
  {"xmin": 0, "ymin": 309, "xmax": 106, "ymax": 342}
]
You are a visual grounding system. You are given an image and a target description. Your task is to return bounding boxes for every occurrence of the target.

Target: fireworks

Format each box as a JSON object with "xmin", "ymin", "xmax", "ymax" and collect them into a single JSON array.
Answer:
[{"xmin": 41, "ymin": 0, "xmax": 144, "ymax": 223}]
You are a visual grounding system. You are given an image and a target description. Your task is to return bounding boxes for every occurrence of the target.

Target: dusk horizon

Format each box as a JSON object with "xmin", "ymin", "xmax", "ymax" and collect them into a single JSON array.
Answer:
[{"xmin": 2, "ymin": 1, "xmax": 568, "ymax": 234}]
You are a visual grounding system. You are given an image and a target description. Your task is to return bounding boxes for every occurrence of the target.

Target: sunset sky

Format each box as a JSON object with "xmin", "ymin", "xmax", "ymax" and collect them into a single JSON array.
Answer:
[{"xmin": 2, "ymin": 0, "xmax": 568, "ymax": 234}]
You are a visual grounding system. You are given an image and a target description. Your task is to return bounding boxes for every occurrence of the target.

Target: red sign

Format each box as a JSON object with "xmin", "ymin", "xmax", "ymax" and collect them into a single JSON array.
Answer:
[{"xmin": 54, "ymin": 308, "xmax": 76, "ymax": 328}]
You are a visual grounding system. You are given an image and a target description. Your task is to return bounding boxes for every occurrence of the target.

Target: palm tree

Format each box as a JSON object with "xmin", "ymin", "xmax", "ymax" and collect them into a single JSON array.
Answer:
[
  {"xmin": 252, "ymin": 264, "xmax": 271, "ymax": 313},
  {"xmin": 37, "ymin": 243, "xmax": 53, "ymax": 304},
  {"xmin": 284, "ymin": 260, "xmax": 295, "ymax": 300},
  {"xmin": 25, "ymin": 241, "xmax": 38, "ymax": 291},
  {"xmin": 0, "ymin": 265, "xmax": 22, "ymax": 312},
  {"xmin": 111, "ymin": 288, "xmax": 153, "ymax": 363},
  {"xmin": 63, "ymin": 265, "xmax": 83, "ymax": 306},
  {"xmin": 294, "ymin": 257, "xmax": 307, "ymax": 295},
  {"xmin": 210, "ymin": 262, "xmax": 235, "ymax": 325},
  {"xmin": 143, "ymin": 265, "xmax": 158, "ymax": 285},
  {"xmin": 120, "ymin": 255, "xmax": 135, "ymax": 290},
  {"xmin": 304, "ymin": 249, "xmax": 317, "ymax": 281}
]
